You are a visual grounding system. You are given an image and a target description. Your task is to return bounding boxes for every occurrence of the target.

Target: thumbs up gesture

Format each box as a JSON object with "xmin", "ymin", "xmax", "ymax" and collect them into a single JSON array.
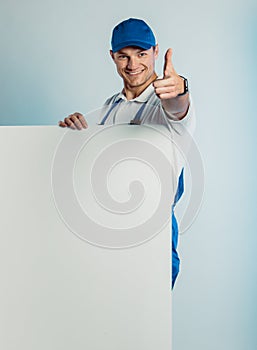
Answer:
[{"xmin": 153, "ymin": 48, "xmax": 185, "ymax": 99}]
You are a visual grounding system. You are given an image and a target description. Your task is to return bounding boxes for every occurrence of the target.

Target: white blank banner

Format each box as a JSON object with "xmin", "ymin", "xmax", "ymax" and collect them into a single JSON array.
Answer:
[{"xmin": 0, "ymin": 125, "xmax": 174, "ymax": 350}]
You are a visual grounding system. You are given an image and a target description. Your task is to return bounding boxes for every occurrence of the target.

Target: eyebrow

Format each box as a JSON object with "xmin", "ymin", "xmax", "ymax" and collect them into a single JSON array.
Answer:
[{"xmin": 117, "ymin": 48, "xmax": 146, "ymax": 54}]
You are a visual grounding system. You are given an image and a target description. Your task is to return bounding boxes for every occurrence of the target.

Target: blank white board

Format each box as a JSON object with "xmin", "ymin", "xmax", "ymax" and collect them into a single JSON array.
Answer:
[{"xmin": 0, "ymin": 125, "xmax": 176, "ymax": 350}]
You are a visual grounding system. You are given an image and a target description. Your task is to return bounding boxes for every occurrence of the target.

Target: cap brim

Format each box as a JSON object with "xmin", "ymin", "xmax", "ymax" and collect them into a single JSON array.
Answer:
[{"xmin": 112, "ymin": 40, "xmax": 153, "ymax": 53}]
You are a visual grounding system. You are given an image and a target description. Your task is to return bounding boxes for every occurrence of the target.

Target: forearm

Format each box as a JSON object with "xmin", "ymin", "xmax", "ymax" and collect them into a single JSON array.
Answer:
[{"xmin": 161, "ymin": 93, "xmax": 190, "ymax": 120}]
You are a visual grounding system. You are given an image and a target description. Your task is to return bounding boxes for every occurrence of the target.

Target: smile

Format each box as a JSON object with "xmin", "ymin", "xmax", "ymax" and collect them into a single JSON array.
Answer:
[{"xmin": 125, "ymin": 69, "xmax": 145, "ymax": 76}]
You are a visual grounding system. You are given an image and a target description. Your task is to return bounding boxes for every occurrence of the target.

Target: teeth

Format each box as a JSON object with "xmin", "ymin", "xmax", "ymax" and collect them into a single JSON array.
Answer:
[{"xmin": 127, "ymin": 70, "xmax": 143, "ymax": 75}]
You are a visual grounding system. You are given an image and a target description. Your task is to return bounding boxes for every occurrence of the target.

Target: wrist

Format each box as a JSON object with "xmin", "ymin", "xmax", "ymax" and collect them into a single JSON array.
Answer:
[{"xmin": 178, "ymin": 75, "xmax": 189, "ymax": 96}]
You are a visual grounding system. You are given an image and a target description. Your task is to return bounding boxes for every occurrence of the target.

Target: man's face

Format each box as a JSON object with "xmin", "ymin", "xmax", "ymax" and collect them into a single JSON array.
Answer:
[{"xmin": 110, "ymin": 45, "xmax": 159, "ymax": 89}]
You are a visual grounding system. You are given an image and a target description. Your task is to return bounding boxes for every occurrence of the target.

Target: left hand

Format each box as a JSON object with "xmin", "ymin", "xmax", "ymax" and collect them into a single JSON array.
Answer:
[{"xmin": 153, "ymin": 48, "xmax": 184, "ymax": 99}]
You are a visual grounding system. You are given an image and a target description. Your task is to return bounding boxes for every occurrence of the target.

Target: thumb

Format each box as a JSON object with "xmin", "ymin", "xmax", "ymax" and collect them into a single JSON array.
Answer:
[{"xmin": 163, "ymin": 48, "xmax": 175, "ymax": 78}]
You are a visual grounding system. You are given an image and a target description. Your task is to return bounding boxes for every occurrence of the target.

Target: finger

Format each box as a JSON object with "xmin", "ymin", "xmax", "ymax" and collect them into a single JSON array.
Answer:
[
  {"xmin": 154, "ymin": 86, "xmax": 176, "ymax": 96},
  {"xmin": 163, "ymin": 48, "xmax": 175, "ymax": 78},
  {"xmin": 77, "ymin": 114, "xmax": 88, "ymax": 128},
  {"xmin": 70, "ymin": 112, "xmax": 88, "ymax": 129},
  {"xmin": 158, "ymin": 92, "xmax": 178, "ymax": 100},
  {"xmin": 59, "ymin": 121, "xmax": 67, "ymax": 128},
  {"xmin": 71, "ymin": 112, "xmax": 84, "ymax": 118},
  {"xmin": 70, "ymin": 115, "xmax": 84, "ymax": 130},
  {"xmin": 153, "ymin": 77, "xmax": 176, "ymax": 88},
  {"xmin": 64, "ymin": 117, "xmax": 76, "ymax": 130}
]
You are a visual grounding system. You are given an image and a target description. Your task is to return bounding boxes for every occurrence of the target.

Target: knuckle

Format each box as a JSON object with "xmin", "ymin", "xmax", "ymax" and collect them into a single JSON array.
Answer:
[
  {"xmin": 153, "ymin": 80, "xmax": 161, "ymax": 87},
  {"xmin": 70, "ymin": 115, "xmax": 79, "ymax": 122},
  {"xmin": 73, "ymin": 112, "xmax": 82, "ymax": 116},
  {"xmin": 77, "ymin": 114, "xmax": 85, "ymax": 121}
]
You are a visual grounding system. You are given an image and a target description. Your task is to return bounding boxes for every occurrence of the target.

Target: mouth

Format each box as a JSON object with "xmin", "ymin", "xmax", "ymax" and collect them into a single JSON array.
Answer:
[{"xmin": 125, "ymin": 69, "xmax": 145, "ymax": 76}]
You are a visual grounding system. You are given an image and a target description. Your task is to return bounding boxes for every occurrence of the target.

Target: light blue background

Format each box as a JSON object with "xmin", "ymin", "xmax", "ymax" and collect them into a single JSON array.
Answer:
[{"xmin": 1, "ymin": 0, "xmax": 257, "ymax": 349}]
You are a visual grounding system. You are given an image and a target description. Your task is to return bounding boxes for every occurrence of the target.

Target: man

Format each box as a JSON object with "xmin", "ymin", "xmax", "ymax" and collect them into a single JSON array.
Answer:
[{"xmin": 59, "ymin": 18, "xmax": 195, "ymax": 288}]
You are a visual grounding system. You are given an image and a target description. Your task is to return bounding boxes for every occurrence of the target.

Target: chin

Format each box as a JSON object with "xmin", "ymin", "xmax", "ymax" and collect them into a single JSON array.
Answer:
[{"xmin": 126, "ymin": 76, "xmax": 148, "ymax": 87}]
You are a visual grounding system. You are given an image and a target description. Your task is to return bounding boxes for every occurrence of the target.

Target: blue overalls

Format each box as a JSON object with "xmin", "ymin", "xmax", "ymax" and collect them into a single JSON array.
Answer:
[{"xmin": 100, "ymin": 99, "xmax": 184, "ymax": 289}]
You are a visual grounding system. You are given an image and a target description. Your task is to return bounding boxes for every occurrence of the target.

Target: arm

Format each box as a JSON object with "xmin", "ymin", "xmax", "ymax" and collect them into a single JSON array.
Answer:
[
  {"xmin": 161, "ymin": 92, "xmax": 189, "ymax": 120},
  {"xmin": 152, "ymin": 48, "xmax": 190, "ymax": 120}
]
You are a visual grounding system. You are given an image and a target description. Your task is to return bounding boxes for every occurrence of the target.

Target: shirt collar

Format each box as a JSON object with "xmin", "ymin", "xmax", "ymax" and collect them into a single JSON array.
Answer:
[{"xmin": 117, "ymin": 82, "xmax": 155, "ymax": 103}]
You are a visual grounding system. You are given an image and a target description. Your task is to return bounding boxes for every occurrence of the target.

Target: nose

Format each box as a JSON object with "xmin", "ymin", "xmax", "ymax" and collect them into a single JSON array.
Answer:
[{"xmin": 127, "ymin": 57, "xmax": 139, "ymax": 70}]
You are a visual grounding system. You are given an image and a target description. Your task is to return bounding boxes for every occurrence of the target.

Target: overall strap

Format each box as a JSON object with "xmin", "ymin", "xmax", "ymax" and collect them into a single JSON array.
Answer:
[
  {"xmin": 99, "ymin": 98, "xmax": 122, "ymax": 125},
  {"xmin": 129, "ymin": 102, "xmax": 148, "ymax": 125}
]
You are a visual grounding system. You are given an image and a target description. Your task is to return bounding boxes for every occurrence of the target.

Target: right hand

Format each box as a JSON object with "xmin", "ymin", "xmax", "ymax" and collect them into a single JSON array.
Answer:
[{"xmin": 58, "ymin": 112, "xmax": 88, "ymax": 130}]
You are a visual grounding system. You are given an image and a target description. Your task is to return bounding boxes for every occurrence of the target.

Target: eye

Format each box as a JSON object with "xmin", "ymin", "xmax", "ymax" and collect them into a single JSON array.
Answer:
[
  {"xmin": 118, "ymin": 55, "xmax": 128, "ymax": 60},
  {"xmin": 138, "ymin": 52, "xmax": 147, "ymax": 57}
]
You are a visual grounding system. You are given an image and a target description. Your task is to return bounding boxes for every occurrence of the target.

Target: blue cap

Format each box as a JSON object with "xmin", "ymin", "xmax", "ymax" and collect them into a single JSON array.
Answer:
[{"xmin": 111, "ymin": 18, "xmax": 156, "ymax": 53}]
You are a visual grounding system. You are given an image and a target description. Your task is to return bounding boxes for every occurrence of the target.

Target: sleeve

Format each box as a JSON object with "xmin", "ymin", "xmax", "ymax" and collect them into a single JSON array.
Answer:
[
  {"xmin": 161, "ymin": 93, "xmax": 197, "ymax": 173},
  {"xmin": 162, "ymin": 93, "xmax": 196, "ymax": 137}
]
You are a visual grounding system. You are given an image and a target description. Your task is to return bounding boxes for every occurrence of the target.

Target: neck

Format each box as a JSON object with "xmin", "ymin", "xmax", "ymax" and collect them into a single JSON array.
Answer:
[{"xmin": 123, "ymin": 72, "xmax": 158, "ymax": 100}]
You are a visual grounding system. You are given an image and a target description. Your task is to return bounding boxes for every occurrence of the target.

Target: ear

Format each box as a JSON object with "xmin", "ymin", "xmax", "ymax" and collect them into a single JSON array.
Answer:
[
  {"xmin": 153, "ymin": 44, "xmax": 159, "ymax": 59},
  {"xmin": 110, "ymin": 50, "xmax": 115, "ymax": 61}
]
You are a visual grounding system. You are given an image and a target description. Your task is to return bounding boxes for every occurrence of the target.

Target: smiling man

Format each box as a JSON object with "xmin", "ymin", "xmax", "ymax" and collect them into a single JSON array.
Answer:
[
  {"xmin": 59, "ymin": 18, "xmax": 191, "ymax": 129},
  {"xmin": 58, "ymin": 18, "xmax": 195, "ymax": 288}
]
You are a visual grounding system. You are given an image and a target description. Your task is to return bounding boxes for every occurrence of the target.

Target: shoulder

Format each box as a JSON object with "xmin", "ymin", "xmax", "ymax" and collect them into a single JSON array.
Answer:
[{"xmin": 103, "ymin": 93, "xmax": 121, "ymax": 106}]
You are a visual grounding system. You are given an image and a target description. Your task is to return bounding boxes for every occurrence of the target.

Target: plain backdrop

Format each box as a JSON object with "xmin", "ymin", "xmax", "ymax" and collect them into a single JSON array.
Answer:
[{"xmin": 1, "ymin": 0, "xmax": 257, "ymax": 349}]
